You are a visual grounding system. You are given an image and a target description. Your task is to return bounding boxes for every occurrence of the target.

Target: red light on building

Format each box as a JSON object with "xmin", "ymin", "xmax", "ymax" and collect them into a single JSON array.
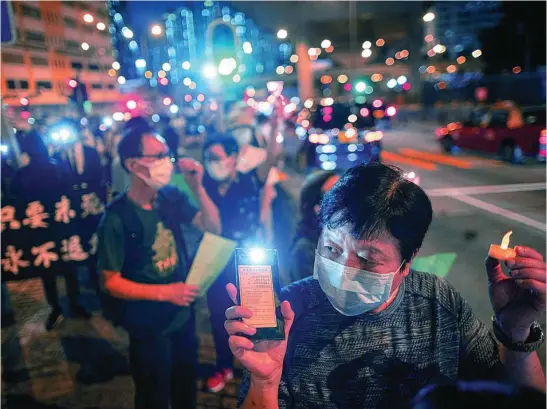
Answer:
[
  {"xmin": 402, "ymin": 83, "xmax": 411, "ymax": 91},
  {"xmin": 20, "ymin": 97, "xmax": 29, "ymax": 106},
  {"xmin": 344, "ymin": 83, "xmax": 352, "ymax": 92}
]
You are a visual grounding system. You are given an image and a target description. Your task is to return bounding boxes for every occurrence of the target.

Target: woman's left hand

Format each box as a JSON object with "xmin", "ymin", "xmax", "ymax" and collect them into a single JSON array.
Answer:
[{"xmin": 486, "ymin": 246, "xmax": 546, "ymax": 341}]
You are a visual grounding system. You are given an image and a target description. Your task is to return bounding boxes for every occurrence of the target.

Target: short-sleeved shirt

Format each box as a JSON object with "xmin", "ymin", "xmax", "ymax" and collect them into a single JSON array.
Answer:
[
  {"xmin": 203, "ymin": 171, "xmax": 263, "ymax": 243},
  {"xmin": 97, "ymin": 186, "xmax": 198, "ymax": 336},
  {"xmin": 238, "ymin": 271, "xmax": 504, "ymax": 409}
]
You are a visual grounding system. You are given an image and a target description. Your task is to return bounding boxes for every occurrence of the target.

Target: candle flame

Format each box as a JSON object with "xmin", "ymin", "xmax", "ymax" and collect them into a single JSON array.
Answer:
[{"xmin": 500, "ymin": 230, "xmax": 512, "ymax": 249}]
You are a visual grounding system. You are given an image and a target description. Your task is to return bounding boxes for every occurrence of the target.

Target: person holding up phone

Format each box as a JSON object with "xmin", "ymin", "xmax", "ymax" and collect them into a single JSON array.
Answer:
[
  {"xmin": 97, "ymin": 122, "xmax": 220, "ymax": 409},
  {"xmin": 225, "ymin": 163, "xmax": 546, "ymax": 409}
]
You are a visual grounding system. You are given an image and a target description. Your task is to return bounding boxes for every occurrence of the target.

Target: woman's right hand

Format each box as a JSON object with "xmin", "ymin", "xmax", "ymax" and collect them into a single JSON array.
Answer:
[{"xmin": 224, "ymin": 283, "xmax": 294, "ymax": 383}]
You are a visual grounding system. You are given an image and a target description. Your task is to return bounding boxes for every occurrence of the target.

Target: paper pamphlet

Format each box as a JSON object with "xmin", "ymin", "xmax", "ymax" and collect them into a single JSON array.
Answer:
[{"xmin": 185, "ymin": 233, "xmax": 237, "ymax": 297}]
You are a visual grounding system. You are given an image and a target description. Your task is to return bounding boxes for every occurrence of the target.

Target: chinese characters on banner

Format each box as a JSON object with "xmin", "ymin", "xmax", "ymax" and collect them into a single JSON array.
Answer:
[{"xmin": 1, "ymin": 188, "xmax": 103, "ymax": 281}]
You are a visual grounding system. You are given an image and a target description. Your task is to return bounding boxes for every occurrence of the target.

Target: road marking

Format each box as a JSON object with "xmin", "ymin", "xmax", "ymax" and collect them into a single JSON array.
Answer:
[
  {"xmin": 450, "ymin": 194, "xmax": 546, "ymax": 232},
  {"xmin": 426, "ymin": 182, "xmax": 546, "ymax": 197},
  {"xmin": 399, "ymin": 148, "xmax": 474, "ymax": 169},
  {"xmin": 381, "ymin": 151, "xmax": 437, "ymax": 171}
]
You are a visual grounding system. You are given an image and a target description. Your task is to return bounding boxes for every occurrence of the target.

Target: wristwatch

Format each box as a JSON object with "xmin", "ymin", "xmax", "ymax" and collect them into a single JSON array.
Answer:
[{"xmin": 492, "ymin": 316, "xmax": 545, "ymax": 353}]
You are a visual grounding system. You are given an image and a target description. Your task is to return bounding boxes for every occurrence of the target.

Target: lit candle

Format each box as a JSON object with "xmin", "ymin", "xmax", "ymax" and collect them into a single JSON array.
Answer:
[{"xmin": 488, "ymin": 230, "xmax": 517, "ymax": 261}]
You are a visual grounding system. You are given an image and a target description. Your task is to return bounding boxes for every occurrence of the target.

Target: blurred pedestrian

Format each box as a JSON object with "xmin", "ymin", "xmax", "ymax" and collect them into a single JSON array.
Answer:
[
  {"xmin": 202, "ymin": 132, "xmax": 268, "ymax": 392},
  {"xmin": 290, "ymin": 171, "xmax": 340, "ymax": 283},
  {"xmin": 225, "ymin": 163, "xmax": 546, "ymax": 409},
  {"xmin": 10, "ymin": 130, "xmax": 89, "ymax": 330},
  {"xmin": 97, "ymin": 123, "xmax": 220, "ymax": 409},
  {"xmin": 52, "ymin": 119, "xmax": 105, "ymax": 292}
]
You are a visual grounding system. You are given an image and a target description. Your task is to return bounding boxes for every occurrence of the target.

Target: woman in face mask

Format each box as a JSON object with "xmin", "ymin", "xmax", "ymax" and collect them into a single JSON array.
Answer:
[
  {"xmin": 289, "ymin": 170, "xmax": 340, "ymax": 284},
  {"xmin": 201, "ymin": 133, "xmax": 265, "ymax": 393},
  {"xmin": 225, "ymin": 162, "xmax": 547, "ymax": 409}
]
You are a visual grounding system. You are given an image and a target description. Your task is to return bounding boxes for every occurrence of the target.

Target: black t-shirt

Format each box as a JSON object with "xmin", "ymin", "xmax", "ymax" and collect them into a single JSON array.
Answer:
[
  {"xmin": 97, "ymin": 186, "xmax": 198, "ymax": 336},
  {"xmin": 203, "ymin": 171, "xmax": 263, "ymax": 244}
]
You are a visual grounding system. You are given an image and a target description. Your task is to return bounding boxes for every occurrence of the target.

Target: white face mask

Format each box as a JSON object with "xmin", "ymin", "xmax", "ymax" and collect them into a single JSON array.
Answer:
[
  {"xmin": 134, "ymin": 157, "xmax": 173, "ymax": 190},
  {"xmin": 232, "ymin": 127, "xmax": 253, "ymax": 147},
  {"xmin": 206, "ymin": 158, "xmax": 234, "ymax": 181},
  {"xmin": 313, "ymin": 252, "xmax": 402, "ymax": 316}
]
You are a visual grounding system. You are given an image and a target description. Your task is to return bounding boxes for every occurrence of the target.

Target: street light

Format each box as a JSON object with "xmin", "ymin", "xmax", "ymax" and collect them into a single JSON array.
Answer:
[
  {"xmin": 182, "ymin": 61, "xmax": 191, "ymax": 70},
  {"xmin": 277, "ymin": 29, "xmax": 288, "ymax": 40},
  {"xmin": 242, "ymin": 41, "xmax": 253, "ymax": 54},
  {"xmin": 81, "ymin": 42, "xmax": 90, "ymax": 51},
  {"xmin": 117, "ymin": 76, "xmax": 126, "ymax": 85},
  {"xmin": 96, "ymin": 22, "xmax": 106, "ymax": 31},
  {"xmin": 423, "ymin": 12, "xmax": 435, "ymax": 22},
  {"xmin": 472, "ymin": 49, "xmax": 482, "ymax": 58},
  {"xmin": 122, "ymin": 27, "xmax": 134, "ymax": 39},
  {"xmin": 83, "ymin": 13, "xmax": 94, "ymax": 23},
  {"xmin": 135, "ymin": 59, "xmax": 146, "ymax": 68},
  {"xmin": 112, "ymin": 61, "xmax": 121, "ymax": 70},
  {"xmin": 218, "ymin": 58, "xmax": 236, "ymax": 76},
  {"xmin": 203, "ymin": 63, "xmax": 217, "ymax": 79},
  {"xmin": 151, "ymin": 24, "xmax": 162, "ymax": 36},
  {"xmin": 321, "ymin": 39, "xmax": 332, "ymax": 49}
]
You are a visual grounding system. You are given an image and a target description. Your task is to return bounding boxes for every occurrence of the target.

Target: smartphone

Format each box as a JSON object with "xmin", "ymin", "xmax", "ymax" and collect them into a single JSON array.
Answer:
[{"xmin": 235, "ymin": 247, "xmax": 285, "ymax": 341}]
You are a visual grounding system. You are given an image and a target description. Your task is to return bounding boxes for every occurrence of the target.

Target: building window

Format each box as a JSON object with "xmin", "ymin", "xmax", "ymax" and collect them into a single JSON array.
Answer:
[
  {"xmin": 25, "ymin": 31, "xmax": 46, "ymax": 44},
  {"xmin": 107, "ymin": 84, "xmax": 115, "ymax": 90},
  {"xmin": 71, "ymin": 61, "xmax": 83, "ymax": 70},
  {"xmin": 6, "ymin": 80, "xmax": 17, "ymax": 90},
  {"xmin": 91, "ymin": 83, "xmax": 102, "ymax": 89},
  {"xmin": 64, "ymin": 17, "xmax": 77, "ymax": 28},
  {"xmin": 2, "ymin": 53, "xmax": 25, "ymax": 64},
  {"xmin": 88, "ymin": 63, "xmax": 100, "ymax": 71},
  {"xmin": 31, "ymin": 56, "xmax": 49, "ymax": 66},
  {"xmin": 66, "ymin": 40, "xmax": 79, "ymax": 50},
  {"xmin": 36, "ymin": 81, "xmax": 52, "ymax": 89},
  {"xmin": 20, "ymin": 80, "xmax": 29, "ymax": 89},
  {"xmin": 21, "ymin": 4, "xmax": 41, "ymax": 19}
]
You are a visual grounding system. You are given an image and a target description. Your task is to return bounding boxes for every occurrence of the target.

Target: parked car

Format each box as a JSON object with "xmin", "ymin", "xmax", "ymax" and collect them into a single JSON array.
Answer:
[{"xmin": 436, "ymin": 103, "xmax": 546, "ymax": 163}]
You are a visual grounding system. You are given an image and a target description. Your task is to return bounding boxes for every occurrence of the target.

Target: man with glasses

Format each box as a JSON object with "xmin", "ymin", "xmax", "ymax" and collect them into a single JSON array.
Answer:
[{"xmin": 97, "ymin": 120, "xmax": 220, "ymax": 409}]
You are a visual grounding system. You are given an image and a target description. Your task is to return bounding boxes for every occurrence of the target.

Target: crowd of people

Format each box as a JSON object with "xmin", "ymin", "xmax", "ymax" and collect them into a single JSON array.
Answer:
[{"xmin": 1, "ymin": 95, "xmax": 546, "ymax": 409}]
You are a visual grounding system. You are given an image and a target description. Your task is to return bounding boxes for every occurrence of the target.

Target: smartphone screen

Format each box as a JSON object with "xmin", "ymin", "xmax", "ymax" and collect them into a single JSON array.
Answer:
[
  {"xmin": 235, "ymin": 248, "xmax": 284, "ymax": 340},
  {"xmin": 238, "ymin": 264, "xmax": 277, "ymax": 328}
]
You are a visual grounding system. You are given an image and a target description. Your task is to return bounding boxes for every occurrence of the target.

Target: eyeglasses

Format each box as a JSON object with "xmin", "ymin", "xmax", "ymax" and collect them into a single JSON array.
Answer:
[{"xmin": 135, "ymin": 152, "xmax": 175, "ymax": 161}]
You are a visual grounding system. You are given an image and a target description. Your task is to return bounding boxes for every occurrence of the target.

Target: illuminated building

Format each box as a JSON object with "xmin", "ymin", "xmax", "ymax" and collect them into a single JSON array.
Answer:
[{"xmin": 1, "ymin": 1, "xmax": 118, "ymax": 114}]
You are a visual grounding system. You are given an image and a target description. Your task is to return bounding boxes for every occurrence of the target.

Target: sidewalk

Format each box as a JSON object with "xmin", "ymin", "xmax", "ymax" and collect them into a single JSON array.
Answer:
[{"xmin": 2, "ymin": 243, "xmax": 242, "ymax": 409}]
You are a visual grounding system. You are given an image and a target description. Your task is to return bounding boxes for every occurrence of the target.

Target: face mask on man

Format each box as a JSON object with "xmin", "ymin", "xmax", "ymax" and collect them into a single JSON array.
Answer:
[
  {"xmin": 205, "ymin": 158, "xmax": 235, "ymax": 181},
  {"xmin": 133, "ymin": 157, "xmax": 173, "ymax": 190},
  {"xmin": 313, "ymin": 252, "xmax": 403, "ymax": 316}
]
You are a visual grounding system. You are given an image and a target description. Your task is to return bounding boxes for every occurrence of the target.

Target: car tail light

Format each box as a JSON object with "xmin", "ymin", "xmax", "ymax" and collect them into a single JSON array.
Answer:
[
  {"xmin": 540, "ymin": 129, "xmax": 547, "ymax": 145},
  {"xmin": 435, "ymin": 127, "xmax": 448, "ymax": 137}
]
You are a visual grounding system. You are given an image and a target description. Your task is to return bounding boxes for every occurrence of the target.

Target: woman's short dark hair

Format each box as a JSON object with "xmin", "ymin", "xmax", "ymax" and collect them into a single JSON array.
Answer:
[
  {"xmin": 319, "ymin": 163, "xmax": 432, "ymax": 265},
  {"xmin": 203, "ymin": 133, "xmax": 240, "ymax": 157},
  {"xmin": 117, "ymin": 123, "xmax": 155, "ymax": 171}
]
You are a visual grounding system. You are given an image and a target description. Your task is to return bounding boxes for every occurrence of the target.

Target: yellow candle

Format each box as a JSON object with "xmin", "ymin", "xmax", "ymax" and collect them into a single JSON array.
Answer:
[{"xmin": 488, "ymin": 230, "xmax": 517, "ymax": 261}]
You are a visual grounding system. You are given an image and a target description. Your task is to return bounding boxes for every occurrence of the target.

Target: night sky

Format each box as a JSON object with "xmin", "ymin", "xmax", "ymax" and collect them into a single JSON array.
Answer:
[{"xmin": 124, "ymin": 1, "xmax": 424, "ymax": 45}]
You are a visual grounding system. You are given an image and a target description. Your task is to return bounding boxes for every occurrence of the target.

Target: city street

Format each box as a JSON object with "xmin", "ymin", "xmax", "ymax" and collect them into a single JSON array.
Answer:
[{"xmin": 3, "ymin": 123, "xmax": 545, "ymax": 409}]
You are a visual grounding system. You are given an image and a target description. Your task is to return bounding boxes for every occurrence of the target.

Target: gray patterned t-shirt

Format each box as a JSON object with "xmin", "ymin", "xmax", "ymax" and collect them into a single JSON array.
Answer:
[{"xmin": 239, "ymin": 271, "xmax": 504, "ymax": 409}]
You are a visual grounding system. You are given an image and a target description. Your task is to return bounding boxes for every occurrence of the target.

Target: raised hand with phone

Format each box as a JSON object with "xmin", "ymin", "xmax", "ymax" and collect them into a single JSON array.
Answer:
[{"xmin": 224, "ymin": 283, "xmax": 294, "ymax": 409}]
